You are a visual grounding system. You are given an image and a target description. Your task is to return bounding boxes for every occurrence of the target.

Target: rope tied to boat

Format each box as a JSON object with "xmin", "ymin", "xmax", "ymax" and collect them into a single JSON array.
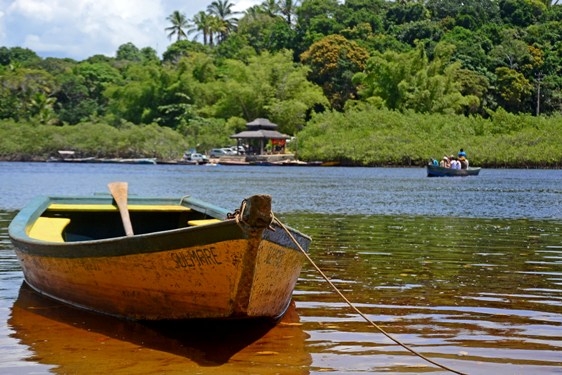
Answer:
[
  {"xmin": 230, "ymin": 198, "xmax": 274, "ymax": 235},
  {"xmin": 271, "ymin": 214, "xmax": 467, "ymax": 375}
]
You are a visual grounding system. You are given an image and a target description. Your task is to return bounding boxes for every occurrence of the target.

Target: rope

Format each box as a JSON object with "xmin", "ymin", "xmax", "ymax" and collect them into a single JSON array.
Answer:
[{"xmin": 272, "ymin": 215, "xmax": 467, "ymax": 375}]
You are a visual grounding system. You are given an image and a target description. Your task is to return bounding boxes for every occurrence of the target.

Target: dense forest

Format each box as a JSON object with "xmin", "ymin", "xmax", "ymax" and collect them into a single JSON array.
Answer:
[{"xmin": 1, "ymin": 0, "xmax": 561, "ymax": 167}]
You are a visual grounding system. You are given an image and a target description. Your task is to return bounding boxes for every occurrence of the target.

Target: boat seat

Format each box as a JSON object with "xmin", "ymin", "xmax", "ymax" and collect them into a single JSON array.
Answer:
[
  {"xmin": 28, "ymin": 217, "xmax": 71, "ymax": 242},
  {"xmin": 187, "ymin": 219, "xmax": 222, "ymax": 226}
]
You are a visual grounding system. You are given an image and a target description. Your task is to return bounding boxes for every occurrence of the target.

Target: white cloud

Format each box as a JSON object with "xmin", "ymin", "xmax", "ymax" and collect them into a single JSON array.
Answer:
[
  {"xmin": 232, "ymin": 0, "xmax": 259, "ymax": 12},
  {"xmin": 0, "ymin": 0, "xmax": 261, "ymax": 60}
]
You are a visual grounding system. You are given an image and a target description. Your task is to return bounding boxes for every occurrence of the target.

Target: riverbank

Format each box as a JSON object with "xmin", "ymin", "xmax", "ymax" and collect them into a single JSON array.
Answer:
[
  {"xmin": 2, "ymin": 111, "xmax": 562, "ymax": 169},
  {"xmin": 1, "ymin": 153, "xmax": 557, "ymax": 170},
  {"xmin": 0, "ymin": 155, "xmax": 561, "ymax": 169}
]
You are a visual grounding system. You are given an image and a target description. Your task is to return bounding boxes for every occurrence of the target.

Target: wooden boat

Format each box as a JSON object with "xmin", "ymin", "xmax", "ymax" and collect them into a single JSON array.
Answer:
[
  {"xmin": 98, "ymin": 158, "xmax": 157, "ymax": 164},
  {"xmin": 47, "ymin": 151, "xmax": 157, "ymax": 164},
  {"xmin": 48, "ymin": 157, "xmax": 157, "ymax": 164},
  {"xmin": 427, "ymin": 164, "xmax": 481, "ymax": 177},
  {"xmin": 270, "ymin": 160, "xmax": 318, "ymax": 166},
  {"xmin": 8, "ymin": 183, "xmax": 311, "ymax": 321}
]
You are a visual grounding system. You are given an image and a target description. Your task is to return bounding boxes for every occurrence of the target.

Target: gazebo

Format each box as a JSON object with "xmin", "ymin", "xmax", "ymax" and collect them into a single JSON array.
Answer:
[{"xmin": 230, "ymin": 118, "xmax": 291, "ymax": 155}]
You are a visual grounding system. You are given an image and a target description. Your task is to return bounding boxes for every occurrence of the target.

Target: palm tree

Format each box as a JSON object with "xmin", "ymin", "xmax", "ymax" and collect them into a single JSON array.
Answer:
[
  {"xmin": 188, "ymin": 11, "xmax": 213, "ymax": 46},
  {"xmin": 257, "ymin": 0, "xmax": 298, "ymax": 25},
  {"xmin": 29, "ymin": 92, "xmax": 56, "ymax": 124},
  {"xmin": 260, "ymin": 0, "xmax": 280, "ymax": 18},
  {"xmin": 165, "ymin": 11, "xmax": 189, "ymax": 42},
  {"xmin": 207, "ymin": 16, "xmax": 225, "ymax": 47},
  {"xmin": 278, "ymin": 0, "xmax": 299, "ymax": 25},
  {"xmin": 207, "ymin": 0, "xmax": 239, "ymax": 43},
  {"xmin": 244, "ymin": 5, "xmax": 263, "ymax": 20}
]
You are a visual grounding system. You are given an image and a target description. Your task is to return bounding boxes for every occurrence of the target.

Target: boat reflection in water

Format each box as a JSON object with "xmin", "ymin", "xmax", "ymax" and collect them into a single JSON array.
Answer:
[{"xmin": 8, "ymin": 283, "xmax": 311, "ymax": 374}]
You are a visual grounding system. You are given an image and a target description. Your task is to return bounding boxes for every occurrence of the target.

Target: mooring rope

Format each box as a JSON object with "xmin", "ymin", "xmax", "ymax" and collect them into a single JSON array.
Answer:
[{"xmin": 272, "ymin": 215, "xmax": 467, "ymax": 375}]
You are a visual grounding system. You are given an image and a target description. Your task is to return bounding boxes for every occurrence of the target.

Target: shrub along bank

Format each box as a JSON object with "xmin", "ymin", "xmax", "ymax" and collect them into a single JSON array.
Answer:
[
  {"xmin": 0, "ymin": 121, "xmax": 189, "ymax": 161},
  {"xmin": 1, "ymin": 109, "xmax": 561, "ymax": 168},
  {"xmin": 297, "ymin": 109, "xmax": 562, "ymax": 168}
]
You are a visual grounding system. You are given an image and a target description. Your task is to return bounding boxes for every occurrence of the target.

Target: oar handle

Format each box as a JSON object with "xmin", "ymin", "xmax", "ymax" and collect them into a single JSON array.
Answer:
[{"xmin": 108, "ymin": 182, "xmax": 134, "ymax": 236}]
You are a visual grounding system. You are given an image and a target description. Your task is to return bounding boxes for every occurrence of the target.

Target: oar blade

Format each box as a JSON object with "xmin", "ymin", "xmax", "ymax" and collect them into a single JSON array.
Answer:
[{"xmin": 108, "ymin": 181, "xmax": 134, "ymax": 236}]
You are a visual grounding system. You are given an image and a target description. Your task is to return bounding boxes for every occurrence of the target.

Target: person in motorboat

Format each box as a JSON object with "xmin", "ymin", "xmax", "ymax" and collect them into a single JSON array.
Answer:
[
  {"xmin": 450, "ymin": 157, "xmax": 461, "ymax": 169},
  {"xmin": 457, "ymin": 148, "xmax": 469, "ymax": 169}
]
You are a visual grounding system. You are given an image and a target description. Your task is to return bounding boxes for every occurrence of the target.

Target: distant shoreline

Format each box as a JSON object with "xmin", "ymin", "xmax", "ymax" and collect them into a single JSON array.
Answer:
[{"xmin": 1, "ymin": 157, "xmax": 560, "ymax": 169}]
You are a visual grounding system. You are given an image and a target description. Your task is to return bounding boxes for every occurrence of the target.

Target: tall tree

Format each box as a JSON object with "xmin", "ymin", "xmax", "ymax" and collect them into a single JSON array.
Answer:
[
  {"xmin": 354, "ymin": 42, "xmax": 477, "ymax": 114},
  {"xmin": 188, "ymin": 11, "xmax": 213, "ymax": 46},
  {"xmin": 425, "ymin": 0, "xmax": 501, "ymax": 27},
  {"xmin": 296, "ymin": 0, "xmax": 340, "ymax": 29},
  {"xmin": 207, "ymin": 0, "xmax": 239, "ymax": 43},
  {"xmin": 256, "ymin": 0, "xmax": 300, "ymax": 26},
  {"xmin": 0, "ymin": 67, "xmax": 56, "ymax": 121},
  {"xmin": 488, "ymin": 28, "xmax": 532, "ymax": 71},
  {"xmin": 54, "ymin": 74, "xmax": 98, "ymax": 125},
  {"xmin": 495, "ymin": 66, "xmax": 533, "ymax": 112},
  {"xmin": 294, "ymin": 0, "xmax": 342, "ymax": 54},
  {"xmin": 196, "ymin": 50, "xmax": 328, "ymax": 133},
  {"xmin": 165, "ymin": 10, "xmax": 189, "ymax": 42},
  {"xmin": 29, "ymin": 92, "xmax": 56, "ymax": 124},
  {"xmin": 237, "ymin": 7, "xmax": 296, "ymax": 53},
  {"xmin": 279, "ymin": 0, "xmax": 299, "ymax": 25},
  {"xmin": 116, "ymin": 43, "xmax": 142, "ymax": 62},
  {"xmin": 0, "ymin": 46, "xmax": 41, "ymax": 67},
  {"xmin": 300, "ymin": 34, "xmax": 369, "ymax": 110},
  {"xmin": 162, "ymin": 40, "xmax": 209, "ymax": 64},
  {"xmin": 207, "ymin": 15, "xmax": 226, "ymax": 46},
  {"xmin": 260, "ymin": 0, "xmax": 281, "ymax": 18},
  {"xmin": 499, "ymin": 0, "xmax": 547, "ymax": 27}
]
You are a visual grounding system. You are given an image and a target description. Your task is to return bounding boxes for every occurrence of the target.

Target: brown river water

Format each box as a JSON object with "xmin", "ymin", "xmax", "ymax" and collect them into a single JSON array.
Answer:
[{"xmin": 0, "ymin": 162, "xmax": 561, "ymax": 374}]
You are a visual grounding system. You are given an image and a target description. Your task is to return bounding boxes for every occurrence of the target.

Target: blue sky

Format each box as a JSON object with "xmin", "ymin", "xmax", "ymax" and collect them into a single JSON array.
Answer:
[{"xmin": 0, "ymin": 0, "xmax": 261, "ymax": 60}]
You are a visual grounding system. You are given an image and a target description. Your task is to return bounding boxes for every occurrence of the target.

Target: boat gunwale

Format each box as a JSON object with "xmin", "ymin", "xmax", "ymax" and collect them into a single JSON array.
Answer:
[
  {"xmin": 9, "ymin": 195, "xmax": 311, "ymax": 259},
  {"xmin": 8, "ymin": 195, "xmax": 233, "ymax": 256},
  {"xmin": 426, "ymin": 164, "xmax": 481, "ymax": 177}
]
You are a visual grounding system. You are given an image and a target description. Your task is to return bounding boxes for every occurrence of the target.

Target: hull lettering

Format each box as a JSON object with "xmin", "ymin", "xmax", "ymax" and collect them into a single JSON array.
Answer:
[{"xmin": 171, "ymin": 247, "xmax": 222, "ymax": 268}]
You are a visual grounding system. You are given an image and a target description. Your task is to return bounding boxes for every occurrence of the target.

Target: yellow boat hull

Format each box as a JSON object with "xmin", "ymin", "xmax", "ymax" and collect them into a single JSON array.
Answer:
[{"xmin": 17, "ymin": 239, "xmax": 304, "ymax": 320}]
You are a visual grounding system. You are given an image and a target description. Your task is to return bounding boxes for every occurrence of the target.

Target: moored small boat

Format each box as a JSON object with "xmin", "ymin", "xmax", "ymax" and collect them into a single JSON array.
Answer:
[
  {"xmin": 427, "ymin": 164, "xmax": 481, "ymax": 177},
  {"xmin": 9, "ymin": 183, "xmax": 311, "ymax": 321},
  {"xmin": 99, "ymin": 158, "xmax": 157, "ymax": 164}
]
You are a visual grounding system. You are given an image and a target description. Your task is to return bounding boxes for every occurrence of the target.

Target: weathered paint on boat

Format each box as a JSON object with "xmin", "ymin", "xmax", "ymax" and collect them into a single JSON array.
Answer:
[
  {"xmin": 427, "ymin": 164, "xmax": 481, "ymax": 177},
  {"xmin": 9, "ymin": 194, "xmax": 311, "ymax": 321}
]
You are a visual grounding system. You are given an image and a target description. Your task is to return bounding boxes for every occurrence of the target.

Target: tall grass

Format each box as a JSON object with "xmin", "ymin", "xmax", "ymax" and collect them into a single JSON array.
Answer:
[
  {"xmin": 297, "ymin": 109, "xmax": 562, "ymax": 168},
  {"xmin": 0, "ymin": 121, "xmax": 189, "ymax": 161}
]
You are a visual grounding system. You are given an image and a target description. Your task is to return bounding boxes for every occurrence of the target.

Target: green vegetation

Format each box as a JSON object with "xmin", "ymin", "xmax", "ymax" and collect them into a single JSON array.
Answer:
[
  {"xmin": 0, "ymin": 121, "xmax": 189, "ymax": 161},
  {"xmin": 298, "ymin": 108, "xmax": 562, "ymax": 168},
  {"xmin": 1, "ymin": 0, "xmax": 561, "ymax": 166}
]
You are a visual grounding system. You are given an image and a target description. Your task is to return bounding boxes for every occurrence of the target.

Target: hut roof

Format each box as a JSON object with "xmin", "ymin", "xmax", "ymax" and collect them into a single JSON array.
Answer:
[
  {"xmin": 246, "ymin": 118, "xmax": 278, "ymax": 130},
  {"xmin": 230, "ymin": 129, "xmax": 291, "ymax": 139}
]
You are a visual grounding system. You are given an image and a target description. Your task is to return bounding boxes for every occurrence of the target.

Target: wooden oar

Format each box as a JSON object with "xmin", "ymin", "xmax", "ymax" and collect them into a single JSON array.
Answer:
[{"xmin": 108, "ymin": 181, "xmax": 134, "ymax": 236}]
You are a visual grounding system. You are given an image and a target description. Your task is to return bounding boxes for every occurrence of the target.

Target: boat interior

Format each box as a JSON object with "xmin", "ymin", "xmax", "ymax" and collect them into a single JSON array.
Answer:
[{"xmin": 28, "ymin": 203, "xmax": 222, "ymax": 242}]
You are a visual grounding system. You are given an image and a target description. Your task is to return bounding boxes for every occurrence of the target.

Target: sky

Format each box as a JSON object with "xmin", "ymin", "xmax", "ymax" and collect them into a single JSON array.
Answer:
[{"xmin": 0, "ymin": 0, "xmax": 262, "ymax": 61}]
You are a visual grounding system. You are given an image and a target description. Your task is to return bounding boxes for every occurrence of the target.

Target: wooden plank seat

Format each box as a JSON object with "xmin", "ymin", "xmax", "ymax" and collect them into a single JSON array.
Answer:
[
  {"xmin": 187, "ymin": 219, "xmax": 222, "ymax": 226},
  {"xmin": 28, "ymin": 217, "xmax": 71, "ymax": 242}
]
